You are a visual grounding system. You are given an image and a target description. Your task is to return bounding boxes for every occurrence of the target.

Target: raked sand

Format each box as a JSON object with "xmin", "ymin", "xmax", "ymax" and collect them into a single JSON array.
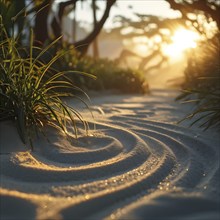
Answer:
[{"xmin": 0, "ymin": 89, "xmax": 219, "ymax": 220}]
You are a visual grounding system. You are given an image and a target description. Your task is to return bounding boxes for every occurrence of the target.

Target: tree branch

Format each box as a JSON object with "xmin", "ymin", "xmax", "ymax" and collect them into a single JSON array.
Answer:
[
  {"xmin": 166, "ymin": 0, "xmax": 220, "ymax": 29},
  {"xmin": 74, "ymin": 0, "xmax": 116, "ymax": 55}
]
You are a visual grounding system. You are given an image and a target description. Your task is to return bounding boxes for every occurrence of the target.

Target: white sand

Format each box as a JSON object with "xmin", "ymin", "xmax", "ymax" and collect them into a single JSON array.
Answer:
[{"xmin": 0, "ymin": 89, "xmax": 219, "ymax": 220}]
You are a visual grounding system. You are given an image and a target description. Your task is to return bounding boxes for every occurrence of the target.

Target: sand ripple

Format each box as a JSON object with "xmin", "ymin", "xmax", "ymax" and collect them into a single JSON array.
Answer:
[{"xmin": 0, "ymin": 89, "xmax": 219, "ymax": 220}]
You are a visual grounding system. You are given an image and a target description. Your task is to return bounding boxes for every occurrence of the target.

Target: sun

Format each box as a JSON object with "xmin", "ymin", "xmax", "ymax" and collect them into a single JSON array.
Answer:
[{"xmin": 162, "ymin": 28, "xmax": 200, "ymax": 58}]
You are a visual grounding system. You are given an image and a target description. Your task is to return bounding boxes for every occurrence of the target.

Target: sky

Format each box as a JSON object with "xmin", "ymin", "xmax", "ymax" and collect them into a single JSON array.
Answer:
[{"xmin": 69, "ymin": 0, "xmax": 181, "ymax": 30}]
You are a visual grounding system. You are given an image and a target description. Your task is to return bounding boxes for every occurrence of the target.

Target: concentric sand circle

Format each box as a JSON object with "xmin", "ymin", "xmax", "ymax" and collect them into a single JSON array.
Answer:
[{"xmin": 1, "ymin": 90, "xmax": 219, "ymax": 220}]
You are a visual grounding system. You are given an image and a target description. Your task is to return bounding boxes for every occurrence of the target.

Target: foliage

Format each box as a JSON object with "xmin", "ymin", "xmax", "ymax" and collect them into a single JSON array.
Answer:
[
  {"xmin": 74, "ymin": 56, "xmax": 149, "ymax": 93},
  {"xmin": 0, "ymin": 18, "xmax": 91, "ymax": 149},
  {"xmin": 54, "ymin": 45, "xmax": 149, "ymax": 94},
  {"xmin": 176, "ymin": 33, "xmax": 220, "ymax": 130},
  {"xmin": 111, "ymin": 14, "xmax": 190, "ymax": 71},
  {"xmin": 165, "ymin": 0, "xmax": 220, "ymax": 30}
]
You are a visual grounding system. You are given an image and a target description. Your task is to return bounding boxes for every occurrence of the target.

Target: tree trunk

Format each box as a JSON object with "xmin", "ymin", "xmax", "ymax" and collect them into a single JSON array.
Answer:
[
  {"xmin": 73, "ymin": 4, "xmax": 76, "ymax": 42},
  {"xmin": 92, "ymin": 0, "xmax": 99, "ymax": 58},
  {"xmin": 51, "ymin": 0, "xmax": 78, "ymax": 40},
  {"xmin": 34, "ymin": 0, "xmax": 51, "ymax": 46},
  {"xmin": 74, "ymin": 0, "xmax": 116, "ymax": 55}
]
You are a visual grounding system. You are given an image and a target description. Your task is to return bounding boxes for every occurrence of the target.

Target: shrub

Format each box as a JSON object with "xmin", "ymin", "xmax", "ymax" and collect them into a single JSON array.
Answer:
[{"xmin": 54, "ymin": 45, "xmax": 149, "ymax": 94}]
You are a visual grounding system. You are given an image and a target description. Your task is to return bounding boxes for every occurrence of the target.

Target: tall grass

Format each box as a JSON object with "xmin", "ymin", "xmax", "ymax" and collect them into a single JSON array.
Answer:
[
  {"xmin": 0, "ymin": 17, "xmax": 93, "ymax": 150},
  {"xmin": 177, "ymin": 33, "xmax": 220, "ymax": 130}
]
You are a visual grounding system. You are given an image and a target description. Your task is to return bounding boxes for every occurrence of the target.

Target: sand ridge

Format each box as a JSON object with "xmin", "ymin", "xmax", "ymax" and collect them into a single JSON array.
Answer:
[{"xmin": 0, "ymin": 89, "xmax": 219, "ymax": 220}]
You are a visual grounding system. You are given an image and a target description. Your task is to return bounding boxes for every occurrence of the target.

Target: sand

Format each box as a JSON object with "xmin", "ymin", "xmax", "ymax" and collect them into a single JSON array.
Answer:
[{"xmin": 0, "ymin": 89, "xmax": 219, "ymax": 220}]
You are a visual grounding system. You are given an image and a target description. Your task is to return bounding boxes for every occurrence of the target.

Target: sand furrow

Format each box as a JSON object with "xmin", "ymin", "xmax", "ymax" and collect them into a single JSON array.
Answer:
[{"xmin": 1, "ymin": 89, "xmax": 219, "ymax": 220}]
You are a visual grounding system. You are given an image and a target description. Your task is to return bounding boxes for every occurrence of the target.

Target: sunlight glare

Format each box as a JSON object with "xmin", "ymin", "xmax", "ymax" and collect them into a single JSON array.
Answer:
[
  {"xmin": 162, "ymin": 29, "xmax": 200, "ymax": 58},
  {"xmin": 134, "ymin": 44, "xmax": 148, "ymax": 56}
]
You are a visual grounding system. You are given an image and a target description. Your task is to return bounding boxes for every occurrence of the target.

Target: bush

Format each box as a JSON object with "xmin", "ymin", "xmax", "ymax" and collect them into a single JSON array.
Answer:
[
  {"xmin": 54, "ymin": 45, "xmax": 149, "ymax": 94},
  {"xmin": 177, "ymin": 33, "xmax": 220, "ymax": 130}
]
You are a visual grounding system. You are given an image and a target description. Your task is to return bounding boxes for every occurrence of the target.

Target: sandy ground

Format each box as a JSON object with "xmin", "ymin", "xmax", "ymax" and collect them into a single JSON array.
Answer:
[{"xmin": 0, "ymin": 89, "xmax": 219, "ymax": 220}]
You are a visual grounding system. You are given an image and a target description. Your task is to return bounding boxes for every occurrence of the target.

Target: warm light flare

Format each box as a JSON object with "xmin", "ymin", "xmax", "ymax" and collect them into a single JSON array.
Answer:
[
  {"xmin": 162, "ymin": 29, "xmax": 200, "ymax": 58},
  {"xmin": 134, "ymin": 44, "xmax": 148, "ymax": 56}
]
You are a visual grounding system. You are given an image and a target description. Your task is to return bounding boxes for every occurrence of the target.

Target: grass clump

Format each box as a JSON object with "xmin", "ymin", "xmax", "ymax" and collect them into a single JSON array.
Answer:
[
  {"xmin": 0, "ymin": 18, "xmax": 92, "ymax": 149},
  {"xmin": 177, "ymin": 33, "xmax": 220, "ymax": 130}
]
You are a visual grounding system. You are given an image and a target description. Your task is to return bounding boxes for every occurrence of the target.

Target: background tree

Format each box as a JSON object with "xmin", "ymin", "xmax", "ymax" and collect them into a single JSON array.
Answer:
[
  {"xmin": 34, "ymin": 0, "xmax": 51, "ymax": 46},
  {"xmin": 92, "ymin": 0, "xmax": 99, "ymax": 58},
  {"xmin": 113, "ymin": 14, "xmax": 187, "ymax": 71},
  {"xmin": 112, "ymin": 0, "xmax": 219, "ymax": 72},
  {"xmin": 0, "ymin": 0, "xmax": 116, "ymax": 55},
  {"xmin": 51, "ymin": 0, "xmax": 78, "ymax": 40},
  {"xmin": 37, "ymin": 0, "xmax": 116, "ymax": 55},
  {"xmin": 165, "ymin": 0, "xmax": 220, "ymax": 32},
  {"xmin": 73, "ymin": 0, "xmax": 116, "ymax": 55}
]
